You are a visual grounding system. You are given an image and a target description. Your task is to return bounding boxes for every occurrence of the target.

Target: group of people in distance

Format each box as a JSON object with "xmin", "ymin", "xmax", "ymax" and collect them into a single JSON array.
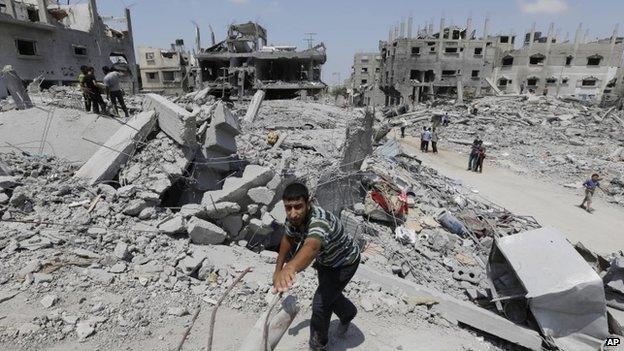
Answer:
[
  {"xmin": 419, "ymin": 126, "xmax": 438, "ymax": 153},
  {"xmin": 77, "ymin": 65, "xmax": 129, "ymax": 118}
]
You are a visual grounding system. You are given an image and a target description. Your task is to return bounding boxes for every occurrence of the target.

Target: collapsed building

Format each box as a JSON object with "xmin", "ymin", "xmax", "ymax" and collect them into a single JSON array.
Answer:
[
  {"xmin": 372, "ymin": 16, "xmax": 623, "ymax": 106},
  {"xmin": 138, "ymin": 39, "xmax": 193, "ymax": 95},
  {"xmin": 348, "ymin": 52, "xmax": 385, "ymax": 106},
  {"xmin": 0, "ymin": 0, "xmax": 137, "ymax": 90},
  {"xmin": 195, "ymin": 22, "xmax": 327, "ymax": 99}
]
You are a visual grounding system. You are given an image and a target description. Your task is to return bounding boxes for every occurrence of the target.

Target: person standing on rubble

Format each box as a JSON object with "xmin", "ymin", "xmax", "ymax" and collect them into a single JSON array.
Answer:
[
  {"xmin": 468, "ymin": 138, "xmax": 480, "ymax": 171},
  {"xmin": 431, "ymin": 128, "xmax": 439, "ymax": 153},
  {"xmin": 422, "ymin": 127, "xmax": 432, "ymax": 152},
  {"xmin": 273, "ymin": 182, "xmax": 361, "ymax": 351},
  {"xmin": 475, "ymin": 143, "xmax": 486, "ymax": 172},
  {"xmin": 580, "ymin": 173, "xmax": 604, "ymax": 213},
  {"xmin": 78, "ymin": 66, "xmax": 91, "ymax": 112},
  {"xmin": 102, "ymin": 66, "xmax": 130, "ymax": 118},
  {"xmin": 420, "ymin": 126, "xmax": 427, "ymax": 151},
  {"xmin": 83, "ymin": 67, "xmax": 107, "ymax": 115}
]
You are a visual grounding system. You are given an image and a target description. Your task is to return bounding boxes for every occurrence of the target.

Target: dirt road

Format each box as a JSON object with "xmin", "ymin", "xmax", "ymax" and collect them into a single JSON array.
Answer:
[{"xmin": 399, "ymin": 136, "xmax": 624, "ymax": 256}]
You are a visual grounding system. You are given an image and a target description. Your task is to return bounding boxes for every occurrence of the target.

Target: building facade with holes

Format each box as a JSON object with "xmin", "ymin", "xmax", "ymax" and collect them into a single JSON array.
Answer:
[
  {"xmin": 0, "ymin": 0, "xmax": 137, "ymax": 91},
  {"xmin": 491, "ymin": 25, "xmax": 623, "ymax": 103},
  {"xmin": 138, "ymin": 40, "xmax": 193, "ymax": 95}
]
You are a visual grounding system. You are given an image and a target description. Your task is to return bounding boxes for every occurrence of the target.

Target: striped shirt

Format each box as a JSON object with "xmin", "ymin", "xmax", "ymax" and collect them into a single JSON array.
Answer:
[{"xmin": 285, "ymin": 205, "xmax": 360, "ymax": 268}]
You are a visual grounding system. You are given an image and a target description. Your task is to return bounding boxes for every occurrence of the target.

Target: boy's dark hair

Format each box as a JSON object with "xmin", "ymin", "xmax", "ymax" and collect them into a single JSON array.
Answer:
[
  {"xmin": 80, "ymin": 65, "xmax": 88, "ymax": 73},
  {"xmin": 102, "ymin": 66, "xmax": 110, "ymax": 73},
  {"xmin": 591, "ymin": 173, "xmax": 599, "ymax": 178},
  {"xmin": 282, "ymin": 182, "xmax": 309, "ymax": 202}
]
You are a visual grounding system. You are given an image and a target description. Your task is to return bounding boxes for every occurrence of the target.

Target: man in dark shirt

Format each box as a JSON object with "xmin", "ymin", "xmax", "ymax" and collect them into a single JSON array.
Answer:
[
  {"xmin": 273, "ymin": 183, "xmax": 360, "ymax": 350},
  {"xmin": 468, "ymin": 139, "xmax": 481, "ymax": 171},
  {"xmin": 83, "ymin": 67, "xmax": 107, "ymax": 115}
]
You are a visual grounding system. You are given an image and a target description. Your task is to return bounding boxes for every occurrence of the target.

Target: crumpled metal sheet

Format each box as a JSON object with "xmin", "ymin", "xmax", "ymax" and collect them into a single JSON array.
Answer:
[{"xmin": 491, "ymin": 227, "xmax": 611, "ymax": 351}]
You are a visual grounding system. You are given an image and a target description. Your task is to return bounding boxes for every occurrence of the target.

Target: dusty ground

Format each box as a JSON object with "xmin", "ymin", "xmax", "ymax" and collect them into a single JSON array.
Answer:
[{"xmin": 398, "ymin": 133, "xmax": 624, "ymax": 256}]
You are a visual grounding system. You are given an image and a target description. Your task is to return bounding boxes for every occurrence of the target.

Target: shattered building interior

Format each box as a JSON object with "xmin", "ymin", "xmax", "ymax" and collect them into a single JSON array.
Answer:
[
  {"xmin": 0, "ymin": 0, "xmax": 138, "ymax": 90},
  {"xmin": 196, "ymin": 22, "xmax": 327, "ymax": 99}
]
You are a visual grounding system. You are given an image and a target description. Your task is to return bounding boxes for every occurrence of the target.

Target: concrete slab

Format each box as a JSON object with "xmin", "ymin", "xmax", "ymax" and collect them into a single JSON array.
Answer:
[
  {"xmin": 143, "ymin": 94, "xmax": 197, "ymax": 148},
  {"xmin": 202, "ymin": 165, "xmax": 274, "ymax": 205},
  {"xmin": 0, "ymin": 107, "xmax": 121, "ymax": 163},
  {"xmin": 244, "ymin": 90, "xmax": 265, "ymax": 123},
  {"xmin": 74, "ymin": 111, "xmax": 156, "ymax": 185}
]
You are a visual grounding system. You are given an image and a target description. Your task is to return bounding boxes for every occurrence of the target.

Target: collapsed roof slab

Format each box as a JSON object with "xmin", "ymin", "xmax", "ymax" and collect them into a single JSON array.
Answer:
[
  {"xmin": 74, "ymin": 111, "xmax": 156, "ymax": 185},
  {"xmin": 143, "ymin": 94, "xmax": 198, "ymax": 149}
]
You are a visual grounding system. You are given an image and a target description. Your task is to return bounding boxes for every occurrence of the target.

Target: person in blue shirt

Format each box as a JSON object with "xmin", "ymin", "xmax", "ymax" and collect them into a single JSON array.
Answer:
[{"xmin": 580, "ymin": 173, "xmax": 602, "ymax": 213}]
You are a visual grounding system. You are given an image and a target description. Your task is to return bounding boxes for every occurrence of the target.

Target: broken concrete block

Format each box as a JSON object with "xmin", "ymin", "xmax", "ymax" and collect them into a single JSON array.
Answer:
[
  {"xmin": 248, "ymin": 187, "xmax": 275, "ymax": 205},
  {"xmin": 113, "ymin": 242, "xmax": 131, "ymax": 261},
  {"xmin": 269, "ymin": 201, "xmax": 287, "ymax": 225},
  {"xmin": 204, "ymin": 125, "xmax": 237, "ymax": 154},
  {"xmin": 176, "ymin": 255, "xmax": 204, "ymax": 276},
  {"xmin": 340, "ymin": 109, "xmax": 374, "ymax": 172},
  {"xmin": 122, "ymin": 199, "xmax": 148, "ymax": 216},
  {"xmin": 0, "ymin": 176, "xmax": 19, "ymax": 189},
  {"xmin": 158, "ymin": 216, "xmax": 186, "ymax": 234},
  {"xmin": 202, "ymin": 165, "xmax": 274, "ymax": 205},
  {"xmin": 244, "ymin": 90, "xmax": 265, "ymax": 123},
  {"xmin": 74, "ymin": 111, "xmax": 157, "ymax": 185},
  {"xmin": 219, "ymin": 215, "xmax": 243, "ymax": 238},
  {"xmin": 143, "ymin": 94, "xmax": 197, "ymax": 148},
  {"xmin": 212, "ymin": 101, "xmax": 240, "ymax": 135},
  {"xmin": 179, "ymin": 204, "xmax": 207, "ymax": 218},
  {"xmin": 260, "ymin": 250, "xmax": 278, "ymax": 264},
  {"xmin": 75, "ymin": 321, "xmax": 95, "ymax": 339},
  {"xmin": 18, "ymin": 259, "xmax": 41, "ymax": 277},
  {"xmin": 187, "ymin": 217, "xmax": 227, "ymax": 245},
  {"xmin": 0, "ymin": 192, "xmax": 8, "ymax": 205},
  {"xmin": 247, "ymin": 204, "xmax": 259, "ymax": 215},
  {"xmin": 167, "ymin": 306, "xmax": 190, "ymax": 317},
  {"xmin": 40, "ymin": 294, "xmax": 58, "ymax": 308},
  {"xmin": 204, "ymin": 201, "xmax": 241, "ymax": 220}
]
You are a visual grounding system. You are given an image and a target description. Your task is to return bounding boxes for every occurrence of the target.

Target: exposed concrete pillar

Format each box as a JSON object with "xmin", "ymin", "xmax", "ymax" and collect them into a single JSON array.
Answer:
[
  {"xmin": 37, "ymin": 0, "xmax": 49, "ymax": 24},
  {"xmin": 437, "ymin": 17, "xmax": 446, "ymax": 60},
  {"xmin": 545, "ymin": 22, "xmax": 554, "ymax": 64},
  {"xmin": 394, "ymin": 24, "xmax": 399, "ymax": 41},
  {"xmin": 399, "ymin": 18, "xmax": 405, "ymax": 38},
  {"xmin": 5, "ymin": 0, "xmax": 17, "ymax": 18},
  {"xmin": 428, "ymin": 22, "xmax": 434, "ymax": 36},
  {"xmin": 583, "ymin": 29, "xmax": 589, "ymax": 44},
  {"xmin": 528, "ymin": 22, "xmax": 536, "ymax": 48},
  {"xmin": 194, "ymin": 23, "xmax": 201, "ymax": 53},
  {"xmin": 88, "ymin": 0, "xmax": 99, "ymax": 31},
  {"xmin": 476, "ymin": 17, "xmax": 489, "ymax": 97},
  {"xmin": 573, "ymin": 23, "xmax": 583, "ymax": 53},
  {"xmin": 407, "ymin": 16, "xmax": 413, "ymax": 39},
  {"xmin": 466, "ymin": 16, "xmax": 473, "ymax": 40},
  {"xmin": 610, "ymin": 24, "xmax": 619, "ymax": 66}
]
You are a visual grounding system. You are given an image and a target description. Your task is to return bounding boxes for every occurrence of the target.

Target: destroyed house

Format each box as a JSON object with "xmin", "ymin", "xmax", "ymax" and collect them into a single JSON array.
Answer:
[
  {"xmin": 138, "ymin": 39, "xmax": 192, "ymax": 95},
  {"xmin": 0, "ymin": 0, "xmax": 137, "ymax": 90},
  {"xmin": 195, "ymin": 22, "xmax": 326, "ymax": 99}
]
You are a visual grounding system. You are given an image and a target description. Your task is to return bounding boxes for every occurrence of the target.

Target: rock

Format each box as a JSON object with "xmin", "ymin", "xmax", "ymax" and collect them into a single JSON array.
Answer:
[
  {"xmin": 201, "ymin": 165, "xmax": 274, "ymax": 204},
  {"xmin": 40, "ymin": 294, "xmax": 58, "ymax": 308},
  {"xmin": 86, "ymin": 269, "xmax": 115, "ymax": 284},
  {"xmin": 18, "ymin": 322, "xmax": 41, "ymax": 335},
  {"xmin": 0, "ymin": 176, "xmax": 19, "ymax": 188},
  {"xmin": 360, "ymin": 297, "xmax": 375, "ymax": 312},
  {"xmin": 109, "ymin": 262, "xmax": 127, "ymax": 273},
  {"xmin": 176, "ymin": 255, "xmax": 204, "ymax": 276},
  {"xmin": 87, "ymin": 227, "xmax": 107, "ymax": 237},
  {"xmin": 247, "ymin": 186, "xmax": 275, "ymax": 205},
  {"xmin": 219, "ymin": 215, "xmax": 243, "ymax": 238},
  {"xmin": 167, "ymin": 307, "xmax": 190, "ymax": 317},
  {"xmin": 187, "ymin": 217, "xmax": 227, "ymax": 245},
  {"xmin": 113, "ymin": 242, "xmax": 131, "ymax": 261},
  {"xmin": 353, "ymin": 202, "xmax": 365, "ymax": 215},
  {"xmin": 18, "ymin": 259, "xmax": 41, "ymax": 277},
  {"xmin": 134, "ymin": 261, "xmax": 164, "ymax": 275},
  {"xmin": 62, "ymin": 315, "xmax": 79, "ymax": 325},
  {"xmin": 116, "ymin": 185, "xmax": 137, "ymax": 198},
  {"xmin": 158, "ymin": 216, "xmax": 186, "ymax": 234},
  {"xmin": 204, "ymin": 201, "xmax": 241, "ymax": 220},
  {"xmin": 0, "ymin": 192, "xmax": 9, "ymax": 204},
  {"xmin": 247, "ymin": 218, "xmax": 272, "ymax": 236},
  {"xmin": 179, "ymin": 204, "xmax": 206, "ymax": 218},
  {"xmin": 269, "ymin": 201, "xmax": 287, "ymax": 224},
  {"xmin": 259, "ymin": 250, "xmax": 278, "ymax": 264},
  {"xmin": 247, "ymin": 204, "xmax": 259, "ymax": 215},
  {"xmin": 33, "ymin": 273, "xmax": 53, "ymax": 284},
  {"xmin": 122, "ymin": 199, "xmax": 148, "ymax": 216},
  {"xmin": 138, "ymin": 207, "xmax": 157, "ymax": 220},
  {"xmin": 76, "ymin": 321, "xmax": 95, "ymax": 339}
]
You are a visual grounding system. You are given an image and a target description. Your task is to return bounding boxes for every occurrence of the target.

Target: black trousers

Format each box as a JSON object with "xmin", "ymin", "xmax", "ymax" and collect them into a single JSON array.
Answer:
[
  {"xmin": 83, "ymin": 93, "xmax": 91, "ymax": 112},
  {"xmin": 89, "ymin": 92, "xmax": 107, "ymax": 114},
  {"xmin": 310, "ymin": 259, "xmax": 359, "ymax": 349},
  {"xmin": 400, "ymin": 127, "xmax": 406, "ymax": 138},
  {"xmin": 432, "ymin": 141, "xmax": 437, "ymax": 153},
  {"xmin": 110, "ymin": 90, "xmax": 129, "ymax": 117}
]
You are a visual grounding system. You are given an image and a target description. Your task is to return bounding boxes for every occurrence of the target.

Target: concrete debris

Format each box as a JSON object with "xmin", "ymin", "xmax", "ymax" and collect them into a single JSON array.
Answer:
[
  {"xmin": 187, "ymin": 216, "xmax": 228, "ymax": 244},
  {"xmin": 144, "ymin": 94, "xmax": 198, "ymax": 148},
  {"xmin": 244, "ymin": 90, "xmax": 265, "ymax": 123}
]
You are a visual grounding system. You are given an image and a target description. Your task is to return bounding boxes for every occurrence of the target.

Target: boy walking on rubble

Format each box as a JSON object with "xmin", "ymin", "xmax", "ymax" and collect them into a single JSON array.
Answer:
[
  {"xmin": 579, "ymin": 173, "xmax": 604, "ymax": 213},
  {"xmin": 422, "ymin": 127, "xmax": 432, "ymax": 152},
  {"xmin": 78, "ymin": 66, "xmax": 91, "ymax": 112},
  {"xmin": 83, "ymin": 67, "xmax": 108, "ymax": 115},
  {"xmin": 468, "ymin": 139, "xmax": 481, "ymax": 170},
  {"xmin": 273, "ymin": 183, "xmax": 360, "ymax": 351},
  {"xmin": 102, "ymin": 66, "xmax": 130, "ymax": 118}
]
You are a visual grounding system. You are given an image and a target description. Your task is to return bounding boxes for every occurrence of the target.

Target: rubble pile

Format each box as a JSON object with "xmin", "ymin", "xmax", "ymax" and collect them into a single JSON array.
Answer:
[{"xmin": 403, "ymin": 95, "xmax": 624, "ymax": 205}]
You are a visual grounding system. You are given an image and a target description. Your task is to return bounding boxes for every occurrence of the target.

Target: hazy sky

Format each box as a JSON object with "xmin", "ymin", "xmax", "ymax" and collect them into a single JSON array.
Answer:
[{"xmin": 96, "ymin": 0, "xmax": 622, "ymax": 85}]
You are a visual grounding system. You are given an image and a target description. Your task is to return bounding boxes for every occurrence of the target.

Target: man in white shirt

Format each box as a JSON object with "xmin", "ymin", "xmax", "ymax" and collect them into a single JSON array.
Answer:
[
  {"xmin": 102, "ymin": 66, "xmax": 129, "ymax": 118},
  {"xmin": 422, "ymin": 128, "xmax": 432, "ymax": 152}
]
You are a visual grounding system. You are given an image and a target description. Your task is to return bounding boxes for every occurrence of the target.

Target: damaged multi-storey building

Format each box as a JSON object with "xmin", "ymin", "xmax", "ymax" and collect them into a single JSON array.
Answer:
[
  {"xmin": 195, "ymin": 22, "xmax": 327, "ymax": 99},
  {"xmin": 138, "ymin": 39, "xmax": 193, "ymax": 95},
  {"xmin": 0, "ymin": 0, "xmax": 137, "ymax": 90},
  {"xmin": 375, "ymin": 16, "xmax": 623, "ymax": 105},
  {"xmin": 348, "ymin": 52, "xmax": 385, "ymax": 106}
]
